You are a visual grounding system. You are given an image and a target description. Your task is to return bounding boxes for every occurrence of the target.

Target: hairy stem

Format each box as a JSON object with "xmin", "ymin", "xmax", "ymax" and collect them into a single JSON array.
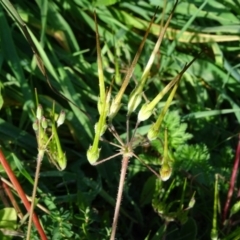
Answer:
[{"xmin": 110, "ymin": 156, "xmax": 129, "ymax": 240}]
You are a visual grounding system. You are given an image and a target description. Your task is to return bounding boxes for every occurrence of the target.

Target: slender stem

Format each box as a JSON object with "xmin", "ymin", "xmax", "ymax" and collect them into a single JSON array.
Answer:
[
  {"xmin": 108, "ymin": 124, "xmax": 125, "ymax": 146},
  {"xmin": 26, "ymin": 150, "xmax": 44, "ymax": 240},
  {"xmin": 93, "ymin": 152, "xmax": 122, "ymax": 166},
  {"xmin": 129, "ymin": 120, "xmax": 140, "ymax": 146},
  {"xmin": 211, "ymin": 174, "xmax": 218, "ymax": 238},
  {"xmin": 223, "ymin": 134, "xmax": 240, "ymax": 223},
  {"xmin": 100, "ymin": 137, "xmax": 122, "ymax": 149},
  {"xmin": 110, "ymin": 156, "xmax": 129, "ymax": 240},
  {"xmin": 133, "ymin": 153, "xmax": 160, "ymax": 178},
  {"xmin": 0, "ymin": 150, "xmax": 47, "ymax": 240},
  {"xmin": 162, "ymin": 221, "xmax": 169, "ymax": 240},
  {"xmin": 0, "ymin": 176, "xmax": 50, "ymax": 214},
  {"xmin": 126, "ymin": 116, "xmax": 130, "ymax": 144}
]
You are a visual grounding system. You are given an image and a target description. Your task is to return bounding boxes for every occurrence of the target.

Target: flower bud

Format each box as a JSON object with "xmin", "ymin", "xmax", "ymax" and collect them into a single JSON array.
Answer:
[
  {"xmin": 57, "ymin": 110, "xmax": 65, "ymax": 127},
  {"xmin": 188, "ymin": 195, "xmax": 196, "ymax": 209},
  {"xmin": 138, "ymin": 103, "xmax": 153, "ymax": 122},
  {"xmin": 41, "ymin": 117, "xmax": 48, "ymax": 129}
]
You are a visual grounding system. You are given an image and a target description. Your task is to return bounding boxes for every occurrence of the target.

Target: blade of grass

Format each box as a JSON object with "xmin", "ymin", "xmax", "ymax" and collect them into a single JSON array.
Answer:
[{"xmin": 0, "ymin": 5, "xmax": 32, "ymax": 105}]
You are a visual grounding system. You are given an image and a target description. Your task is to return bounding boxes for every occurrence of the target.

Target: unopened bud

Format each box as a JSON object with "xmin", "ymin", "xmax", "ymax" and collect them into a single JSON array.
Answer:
[
  {"xmin": 57, "ymin": 110, "xmax": 65, "ymax": 127},
  {"xmin": 138, "ymin": 103, "xmax": 153, "ymax": 122},
  {"xmin": 36, "ymin": 105, "xmax": 43, "ymax": 120},
  {"xmin": 41, "ymin": 117, "xmax": 48, "ymax": 129},
  {"xmin": 188, "ymin": 194, "xmax": 196, "ymax": 209}
]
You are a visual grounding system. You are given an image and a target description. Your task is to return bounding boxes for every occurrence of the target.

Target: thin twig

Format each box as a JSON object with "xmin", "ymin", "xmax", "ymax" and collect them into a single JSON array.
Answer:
[
  {"xmin": 0, "ymin": 176, "xmax": 50, "ymax": 214},
  {"xmin": 133, "ymin": 153, "xmax": 160, "ymax": 178}
]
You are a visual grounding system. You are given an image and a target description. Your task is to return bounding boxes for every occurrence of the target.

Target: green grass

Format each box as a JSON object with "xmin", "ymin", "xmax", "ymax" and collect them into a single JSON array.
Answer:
[{"xmin": 0, "ymin": 0, "xmax": 240, "ymax": 239}]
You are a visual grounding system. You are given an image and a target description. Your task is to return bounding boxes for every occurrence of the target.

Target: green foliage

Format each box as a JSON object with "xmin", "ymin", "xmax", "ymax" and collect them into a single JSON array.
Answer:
[
  {"xmin": 175, "ymin": 143, "xmax": 211, "ymax": 176},
  {"xmin": 0, "ymin": 208, "xmax": 18, "ymax": 239},
  {"xmin": 0, "ymin": 0, "xmax": 240, "ymax": 239}
]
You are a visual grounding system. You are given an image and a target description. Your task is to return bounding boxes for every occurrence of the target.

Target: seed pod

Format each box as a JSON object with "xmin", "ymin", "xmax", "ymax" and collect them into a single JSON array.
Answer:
[
  {"xmin": 147, "ymin": 124, "xmax": 159, "ymax": 141},
  {"xmin": 87, "ymin": 145, "xmax": 101, "ymax": 165},
  {"xmin": 160, "ymin": 162, "xmax": 172, "ymax": 181},
  {"xmin": 108, "ymin": 98, "xmax": 121, "ymax": 121},
  {"xmin": 127, "ymin": 91, "xmax": 142, "ymax": 115}
]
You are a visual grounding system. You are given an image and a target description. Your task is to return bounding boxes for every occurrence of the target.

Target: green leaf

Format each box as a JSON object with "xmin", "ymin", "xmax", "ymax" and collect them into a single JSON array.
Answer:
[
  {"xmin": 93, "ymin": 0, "xmax": 119, "ymax": 7},
  {"xmin": 140, "ymin": 175, "xmax": 156, "ymax": 207},
  {"xmin": 230, "ymin": 201, "xmax": 240, "ymax": 217},
  {"xmin": 0, "ymin": 5, "xmax": 33, "ymax": 105},
  {"xmin": 175, "ymin": 143, "xmax": 210, "ymax": 169},
  {"xmin": 0, "ymin": 207, "xmax": 17, "ymax": 229}
]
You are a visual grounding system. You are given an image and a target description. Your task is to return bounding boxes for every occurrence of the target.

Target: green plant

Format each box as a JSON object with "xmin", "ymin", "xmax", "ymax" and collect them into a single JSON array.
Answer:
[
  {"xmin": 0, "ymin": 0, "xmax": 240, "ymax": 239},
  {"xmin": 85, "ymin": 1, "xmax": 209, "ymax": 239},
  {"xmin": 27, "ymin": 98, "xmax": 66, "ymax": 239}
]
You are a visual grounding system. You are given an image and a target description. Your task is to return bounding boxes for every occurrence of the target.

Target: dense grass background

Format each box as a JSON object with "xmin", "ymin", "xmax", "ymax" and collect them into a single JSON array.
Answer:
[{"xmin": 0, "ymin": 0, "xmax": 240, "ymax": 239}]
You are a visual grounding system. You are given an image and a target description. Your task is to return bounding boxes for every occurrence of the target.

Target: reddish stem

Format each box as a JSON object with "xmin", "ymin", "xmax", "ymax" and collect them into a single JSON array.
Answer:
[
  {"xmin": 223, "ymin": 134, "xmax": 240, "ymax": 223},
  {"xmin": 0, "ymin": 149, "xmax": 48, "ymax": 240}
]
